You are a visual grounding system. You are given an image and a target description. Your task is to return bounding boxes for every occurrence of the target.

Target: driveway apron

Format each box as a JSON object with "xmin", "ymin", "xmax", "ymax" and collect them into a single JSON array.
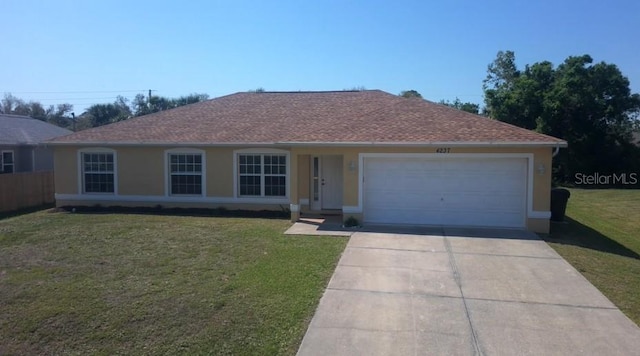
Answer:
[{"xmin": 297, "ymin": 227, "xmax": 640, "ymax": 356}]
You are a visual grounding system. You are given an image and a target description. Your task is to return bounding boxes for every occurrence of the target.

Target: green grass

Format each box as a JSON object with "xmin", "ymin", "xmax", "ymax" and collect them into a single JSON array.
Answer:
[
  {"xmin": 0, "ymin": 211, "xmax": 347, "ymax": 355},
  {"xmin": 544, "ymin": 189, "xmax": 640, "ymax": 325}
]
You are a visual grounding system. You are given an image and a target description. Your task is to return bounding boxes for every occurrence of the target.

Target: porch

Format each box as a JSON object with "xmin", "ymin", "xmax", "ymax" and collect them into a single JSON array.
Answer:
[
  {"xmin": 289, "ymin": 152, "xmax": 360, "ymax": 225},
  {"xmin": 284, "ymin": 214, "xmax": 353, "ymax": 236}
]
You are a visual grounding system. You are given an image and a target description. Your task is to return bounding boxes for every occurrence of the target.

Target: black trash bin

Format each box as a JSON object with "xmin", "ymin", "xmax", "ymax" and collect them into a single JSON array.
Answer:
[{"xmin": 550, "ymin": 188, "xmax": 571, "ymax": 222}]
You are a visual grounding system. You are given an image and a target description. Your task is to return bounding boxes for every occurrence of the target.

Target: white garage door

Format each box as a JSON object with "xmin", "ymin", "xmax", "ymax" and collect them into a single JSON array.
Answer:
[{"xmin": 363, "ymin": 157, "xmax": 527, "ymax": 228}]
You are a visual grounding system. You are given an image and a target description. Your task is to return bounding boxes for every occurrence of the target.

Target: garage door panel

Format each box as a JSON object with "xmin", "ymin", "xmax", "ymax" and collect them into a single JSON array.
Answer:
[
  {"xmin": 436, "ymin": 211, "xmax": 523, "ymax": 227},
  {"xmin": 365, "ymin": 191, "xmax": 439, "ymax": 208},
  {"xmin": 365, "ymin": 185, "xmax": 442, "ymax": 195},
  {"xmin": 366, "ymin": 207, "xmax": 443, "ymax": 225},
  {"xmin": 442, "ymin": 194, "xmax": 523, "ymax": 211},
  {"xmin": 363, "ymin": 157, "xmax": 527, "ymax": 228},
  {"xmin": 366, "ymin": 207, "xmax": 523, "ymax": 227}
]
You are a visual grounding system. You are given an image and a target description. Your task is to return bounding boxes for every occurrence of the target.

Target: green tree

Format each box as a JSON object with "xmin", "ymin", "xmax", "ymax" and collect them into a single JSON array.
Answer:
[
  {"xmin": 73, "ymin": 112, "xmax": 94, "ymax": 131},
  {"xmin": 131, "ymin": 94, "xmax": 150, "ymax": 116},
  {"xmin": 2, "ymin": 91, "xmax": 210, "ymax": 130},
  {"xmin": 1, "ymin": 94, "xmax": 47, "ymax": 120},
  {"xmin": 483, "ymin": 51, "xmax": 640, "ymax": 183},
  {"xmin": 0, "ymin": 93, "xmax": 22, "ymax": 114},
  {"xmin": 132, "ymin": 93, "xmax": 209, "ymax": 117},
  {"xmin": 45, "ymin": 103, "xmax": 74, "ymax": 128},
  {"xmin": 483, "ymin": 50, "xmax": 519, "ymax": 91},
  {"xmin": 1, "ymin": 93, "xmax": 74, "ymax": 128},
  {"xmin": 173, "ymin": 93, "xmax": 209, "ymax": 106},
  {"xmin": 86, "ymin": 96, "xmax": 132, "ymax": 127},
  {"xmin": 439, "ymin": 98, "xmax": 480, "ymax": 114},
  {"xmin": 26, "ymin": 102, "xmax": 48, "ymax": 121},
  {"xmin": 399, "ymin": 90, "xmax": 422, "ymax": 99}
]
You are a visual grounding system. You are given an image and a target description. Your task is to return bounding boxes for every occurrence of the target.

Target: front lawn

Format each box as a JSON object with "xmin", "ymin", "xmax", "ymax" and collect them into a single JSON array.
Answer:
[
  {"xmin": 544, "ymin": 189, "xmax": 640, "ymax": 325},
  {"xmin": 0, "ymin": 211, "xmax": 347, "ymax": 355}
]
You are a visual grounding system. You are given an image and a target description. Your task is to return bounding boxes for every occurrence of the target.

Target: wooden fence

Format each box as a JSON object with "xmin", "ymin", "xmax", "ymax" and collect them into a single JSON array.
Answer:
[{"xmin": 0, "ymin": 171, "xmax": 55, "ymax": 213}]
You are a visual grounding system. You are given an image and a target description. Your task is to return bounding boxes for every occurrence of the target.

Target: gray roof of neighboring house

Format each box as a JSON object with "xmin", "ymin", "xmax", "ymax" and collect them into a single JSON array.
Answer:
[{"xmin": 0, "ymin": 114, "xmax": 72, "ymax": 145}]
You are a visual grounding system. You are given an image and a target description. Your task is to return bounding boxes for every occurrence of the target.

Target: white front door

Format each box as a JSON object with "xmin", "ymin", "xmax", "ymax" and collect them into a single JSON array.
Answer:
[
  {"xmin": 310, "ymin": 155, "xmax": 343, "ymax": 210},
  {"xmin": 321, "ymin": 155, "xmax": 343, "ymax": 209}
]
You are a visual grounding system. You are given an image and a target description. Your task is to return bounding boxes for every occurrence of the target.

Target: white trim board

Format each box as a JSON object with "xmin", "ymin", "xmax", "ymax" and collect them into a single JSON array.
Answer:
[
  {"xmin": 76, "ymin": 147, "xmax": 118, "ymax": 195},
  {"xmin": 529, "ymin": 211, "xmax": 551, "ymax": 219},
  {"xmin": 50, "ymin": 141, "xmax": 568, "ymax": 148},
  {"xmin": 1, "ymin": 150, "xmax": 14, "ymax": 173},
  {"xmin": 232, "ymin": 148, "xmax": 291, "ymax": 199},
  {"xmin": 164, "ymin": 148, "xmax": 207, "ymax": 197},
  {"xmin": 342, "ymin": 206, "xmax": 362, "ymax": 214}
]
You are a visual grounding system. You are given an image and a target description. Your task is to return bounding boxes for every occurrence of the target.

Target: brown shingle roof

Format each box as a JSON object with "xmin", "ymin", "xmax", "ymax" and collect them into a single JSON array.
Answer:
[{"xmin": 51, "ymin": 90, "xmax": 566, "ymax": 146}]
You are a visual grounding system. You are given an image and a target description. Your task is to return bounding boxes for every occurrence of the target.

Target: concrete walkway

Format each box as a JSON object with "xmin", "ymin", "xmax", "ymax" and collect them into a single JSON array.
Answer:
[
  {"xmin": 285, "ymin": 216, "xmax": 353, "ymax": 236},
  {"xmin": 297, "ymin": 227, "xmax": 640, "ymax": 355}
]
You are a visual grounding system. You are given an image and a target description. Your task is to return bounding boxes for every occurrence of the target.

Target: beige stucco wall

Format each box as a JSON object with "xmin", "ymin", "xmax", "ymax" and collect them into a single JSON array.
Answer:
[
  {"xmin": 53, "ymin": 146, "xmax": 79, "ymax": 194},
  {"xmin": 117, "ymin": 147, "xmax": 164, "ymax": 195},
  {"xmin": 531, "ymin": 147, "xmax": 552, "ymax": 211},
  {"xmin": 291, "ymin": 145, "xmax": 553, "ymax": 213},
  {"xmin": 297, "ymin": 155, "xmax": 310, "ymax": 202},
  {"xmin": 292, "ymin": 145, "xmax": 554, "ymax": 233},
  {"xmin": 54, "ymin": 144, "xmax": 555, "ymax": 232},
  {"xmin": 527, "ymin": 218, "xmax": 550, "ymax": 234},
  {"xmin": 54, "ymin": 146, "xmax": 238, "ymax": 197},
  {"xmin": 117, "ymin": 146, "xmax": 236, "ymax": 197},
  {"xmin": 206, "ymin": 148, "xmax": 234, "ymax": 197}
]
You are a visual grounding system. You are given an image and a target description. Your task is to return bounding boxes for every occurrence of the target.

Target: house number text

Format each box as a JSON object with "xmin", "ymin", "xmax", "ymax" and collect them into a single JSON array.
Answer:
[{"xmin": 435, "ymin": 148, "xmax": 451, "ymax": 153}]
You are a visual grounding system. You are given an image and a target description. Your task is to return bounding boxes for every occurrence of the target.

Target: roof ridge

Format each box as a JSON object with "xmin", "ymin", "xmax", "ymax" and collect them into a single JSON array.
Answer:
[
  {"xmin": 241, "ymin": 90, "xmax": 382, "ymax": 94},
  {"xmin": 0, "ymin": 113, "xmax": 36, "ymax": 120}
]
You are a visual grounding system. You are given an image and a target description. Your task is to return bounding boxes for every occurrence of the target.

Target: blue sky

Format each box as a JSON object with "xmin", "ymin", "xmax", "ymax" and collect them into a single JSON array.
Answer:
[{"xmin": 2, "ymin": 0, "xmax": 639, "ymax": 114}]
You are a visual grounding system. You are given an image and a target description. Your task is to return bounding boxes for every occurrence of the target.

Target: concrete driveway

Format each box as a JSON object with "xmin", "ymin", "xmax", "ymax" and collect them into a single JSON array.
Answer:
[{"xmin": 297, "ymin": 227, "xmax": 640, "ymax": 355}]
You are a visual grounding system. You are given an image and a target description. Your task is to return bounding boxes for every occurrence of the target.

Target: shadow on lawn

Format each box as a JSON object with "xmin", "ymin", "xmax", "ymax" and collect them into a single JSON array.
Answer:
[
  {"xmin": 544, "ymin": 216, "xmax": 640, "ymax": 260},
  {"xmin": 0, "ymin": 204, "xmax": 55, "ymax": 221}
]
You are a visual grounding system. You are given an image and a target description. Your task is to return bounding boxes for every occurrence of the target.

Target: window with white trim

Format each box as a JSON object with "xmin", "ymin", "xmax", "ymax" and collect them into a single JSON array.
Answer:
[
  {"xmin": 238, "ymin": 154, "xmax": 287, "ymax": 197},
  {"xmin": 82, "ymin": 152, "xmax": 114, "ymax": 193},
  {"xmin": 1, "ymin": 151, "xmax": 14, "ymax": 173},
  {"xmin": 169, "ymin": 153, "xmax": 203, "ymax": 195}
]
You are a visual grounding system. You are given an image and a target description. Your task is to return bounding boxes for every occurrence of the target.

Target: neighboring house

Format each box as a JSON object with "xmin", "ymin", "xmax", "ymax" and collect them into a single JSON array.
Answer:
[
  {"xmin": 0, "ymin": 114, "xmax": 72, "ymax": 173},
  {"xmin": 49, "ymin": 90, "xmax": 567, "ymax": 233}
]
